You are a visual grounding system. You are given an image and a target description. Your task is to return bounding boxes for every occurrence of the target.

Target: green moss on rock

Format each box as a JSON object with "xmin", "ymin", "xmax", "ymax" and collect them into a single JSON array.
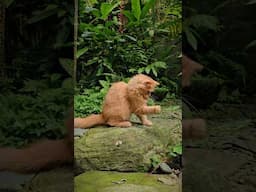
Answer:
[{"xmin": 75, "ymin": 171, "xmax": 180, "ymax": 192}]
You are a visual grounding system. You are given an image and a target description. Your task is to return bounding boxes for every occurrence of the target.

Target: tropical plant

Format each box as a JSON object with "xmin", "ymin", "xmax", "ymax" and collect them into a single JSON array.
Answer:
[{"xmin": 76, "ymin": 0, "xmax": 182, "ymax": 97}]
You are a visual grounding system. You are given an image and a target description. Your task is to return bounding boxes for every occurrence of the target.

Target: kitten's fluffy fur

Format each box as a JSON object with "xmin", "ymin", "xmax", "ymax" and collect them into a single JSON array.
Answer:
[{"xmin": 75, "ymin": 74, "xmax": 161, "ymax": 128}]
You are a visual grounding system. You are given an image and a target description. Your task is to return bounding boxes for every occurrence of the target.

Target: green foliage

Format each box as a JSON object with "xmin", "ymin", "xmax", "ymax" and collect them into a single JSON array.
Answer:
[
  {"xmin": 74, "ymin": 90, "xmax": 103, "ymax": 117},
  {"xmin": 183, "ymin": 14, "xmax": 220, "ymax": 50},
  {"xmin": 77, "ymin": 0, "xmax": 182, "ymax": 104},
  {"xmin": 217, "ymin": 87, "xmax": 241, "ymax": 104},
  {"xmin": 131, "ymin": 0, "xmax": 141, "ymax": 20},
  {"xmin": 247, "ymin": 0, "xmax": 256, "ymax": 5},
  {"xmin": 100, "ymin": 2, "xmax": 120, "ymax": 20},
  {"xmin": 2, "ymin": 0, "xmax": 15, "ymax": 7},
  {"xmin": 168, "ymin": 144, "xmax": 182, "ymax": 158},
  {"xmin": 245, "ymin": 40, "xmax": 256, "ymax": 50},
  {"xmin": 75, "ymin": 79, "xmax": 112, "ymax": 117},
  {"xmin": 128, "ymin": 61, "xmax": 166, "ymax": 77},
  {"xmin": 124, "ymin": 0, "xmax": 156, "ymax": 22},
  {"xmin": 0, "ymin": 75, "xmax": 72, "ymax": 148},
  {"xmin": 150, "ymin": 154, "xmax": 162, "ymax": 169}
]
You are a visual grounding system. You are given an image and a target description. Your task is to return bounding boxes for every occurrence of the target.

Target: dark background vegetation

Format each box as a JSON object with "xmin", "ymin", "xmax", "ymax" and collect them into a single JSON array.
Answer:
[
  {"xmin": 0, "ymin": 0, "xmax": 73, "ymax": 147},
  {"xmin": 183, "ymin": 0, "xmax": 256, "ymax": 109}
]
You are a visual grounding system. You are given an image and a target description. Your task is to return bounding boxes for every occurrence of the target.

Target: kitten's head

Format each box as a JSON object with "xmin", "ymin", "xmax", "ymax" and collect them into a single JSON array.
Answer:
[{"xmin": 128, "ymin": 74, "xmax": 159, "ymax": 97}]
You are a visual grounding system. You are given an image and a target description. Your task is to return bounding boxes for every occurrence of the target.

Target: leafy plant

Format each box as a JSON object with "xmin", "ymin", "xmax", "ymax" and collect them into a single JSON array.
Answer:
[
  {"xmin": 0, "ymin": 74, "xmax": 72, "ymax": 147},
  {"xmin": 77, "ymin": 0, "xmax": 181, "ymax": 94},
  {"xmin": 150, "ymin": 154, "xmax": 162, "ymax": 169},
  {"xmin": 123, "ymin": 0, "xmax": 156, "ymax": 22},
  {"xmin": 183, "ymin": 14, "xmax": 220, "ymax": 50},
  {"xmin": 168, "ymin": 144, "xmax": 182, "ymax": 157},
  {"xmin": 75, "ymin": 79, "xmax": 111, "ymax": 117},
  {"xmin": 129, "ymin": 61, "xmax": 166, "ymax": 77}
]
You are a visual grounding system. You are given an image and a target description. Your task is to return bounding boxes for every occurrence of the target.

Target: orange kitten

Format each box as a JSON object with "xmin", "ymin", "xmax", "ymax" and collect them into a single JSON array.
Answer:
[{"xmin": 74, "ymin": 74, "xmax": 161, "ymax": 128}]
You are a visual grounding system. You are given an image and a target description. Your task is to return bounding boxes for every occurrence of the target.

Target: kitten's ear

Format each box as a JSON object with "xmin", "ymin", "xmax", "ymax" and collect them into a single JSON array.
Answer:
[
  {"xmin": 144, "ymin": 80, "xmax": 159, "ymax": 86},
  {"xmin": 144, "ymin": 81, "xmax": 153, "ymax": 86}
]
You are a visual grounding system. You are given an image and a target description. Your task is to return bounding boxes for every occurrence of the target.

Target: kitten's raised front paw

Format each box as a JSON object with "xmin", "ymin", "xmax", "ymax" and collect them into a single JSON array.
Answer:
[
  {"xmin": 154, "ymin": 105, "xmax": 161, "ymax": 113},
  {"xmin": 143, "ymin": 120, "xmax": 153, "ymax": 126}
]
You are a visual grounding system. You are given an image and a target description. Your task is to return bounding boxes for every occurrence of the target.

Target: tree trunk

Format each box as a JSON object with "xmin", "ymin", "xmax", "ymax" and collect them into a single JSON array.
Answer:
[
  {"xmin": 74, "ymin": 0, "xmax": 78, "ymax": 85},
  {"xmin": 0, "ymin": 3, "xmax": 5, "ymax": 78}
]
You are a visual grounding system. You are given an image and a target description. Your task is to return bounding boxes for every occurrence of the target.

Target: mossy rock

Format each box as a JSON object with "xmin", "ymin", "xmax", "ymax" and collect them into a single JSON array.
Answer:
[
  {"xmin": 75, "ymin": 105, "xmax": 181, "ymax": 172},
  {"xmin": 75, "ymin": 171, "xmax": 180, "ymax": 192}
]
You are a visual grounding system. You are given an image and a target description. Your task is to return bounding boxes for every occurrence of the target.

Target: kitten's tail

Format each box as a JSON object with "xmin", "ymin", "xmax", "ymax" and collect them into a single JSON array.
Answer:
[{"xmin": 74, "ymin": 114, "xmax": 105, "ymax": 129}]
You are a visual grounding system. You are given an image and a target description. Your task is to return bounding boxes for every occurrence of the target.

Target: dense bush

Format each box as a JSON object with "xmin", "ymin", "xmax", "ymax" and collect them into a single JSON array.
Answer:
[
  {"xmin": 75, "ymin": 0, "xmax": 182, "ymax": 117},
  {"xmin": 183, "ymin": 0, "xmax": 256, "ymax": 101},
  {"xmin": 0, "ymin": 75, "xmax": 72, "ymax": 147}
]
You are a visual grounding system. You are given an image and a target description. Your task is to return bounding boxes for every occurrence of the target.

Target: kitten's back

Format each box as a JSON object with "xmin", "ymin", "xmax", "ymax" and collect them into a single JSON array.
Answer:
[{"xmin": 103, "ymin": 82, "xmax": 131, "ymax": 121}]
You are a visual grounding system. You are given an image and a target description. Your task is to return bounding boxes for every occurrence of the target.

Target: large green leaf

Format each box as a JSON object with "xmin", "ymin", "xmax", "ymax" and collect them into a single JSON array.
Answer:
[
  {"xmin": 123, "ymin": 10, "xmax": 136, "ymax": 21},
  {"xmin": 76, "ymin": 47, "xmax": 89, "ymax": 59},
  {"xmin": 141, "ymin": 0, "xmax": 156, "ymax": 19},
  {"xmin": 100, "ymin": 2, "xmax": 119, "ymax": 20},
  {"xmin": 59, "ymin": 58, "xmax": 73, "ymax": 77},
  {"xmin": 131, "ymin": 0, "xmax": 141, "ymax": 21},
  {"xmin": 184, "ymin": 28, "xmax": 198, "ymax": 50},
  {"xmin": 2, "ymin": 0, "xmax": 15, "ymax": 8},
  {"xmin": 245, "ymin": 40, "xmax": 256, "ymax": 50},
  {"xmin": 247, "ymin": 0, "xmax": 256, "ymax": 4},
  {"xmin": 187, "ymin": 15, "xmax": 219, "ymax": 31},
  {"xmin": 151, "ymin": 61, "xmax": 166, "ymax": 68}
]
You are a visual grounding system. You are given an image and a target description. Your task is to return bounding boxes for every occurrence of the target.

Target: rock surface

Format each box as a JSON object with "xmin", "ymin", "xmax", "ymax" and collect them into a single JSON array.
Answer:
[
  {"xmin": 183, "ymin": 104, "xmax": 256, "ymax": 192},
  {"xmin": 75, "ymin": 105, "xmax": 182, "ymax": 172},
  {"xmin": 0, "ymin": 172, "xmax": 34, "ymax": 191},
  {"xmin": 159, "ymin": 162, "xmax": 173, "ymax": 173}
]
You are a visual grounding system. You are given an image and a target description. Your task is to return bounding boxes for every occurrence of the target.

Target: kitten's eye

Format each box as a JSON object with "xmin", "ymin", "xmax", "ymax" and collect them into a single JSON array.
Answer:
[{"xmin": 144, "ymin": 81, "xmax": 151, "ymax": 85}]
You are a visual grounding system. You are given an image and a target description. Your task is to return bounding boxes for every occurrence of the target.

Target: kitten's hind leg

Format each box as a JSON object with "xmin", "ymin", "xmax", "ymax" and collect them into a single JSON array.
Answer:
[
  {"xmin": 136, "ymin": 114, "xmax": 152, "ymax": 126},
  {"xmin": 107, "ymin": 121, "xmax": 132, "ymax": 127}
]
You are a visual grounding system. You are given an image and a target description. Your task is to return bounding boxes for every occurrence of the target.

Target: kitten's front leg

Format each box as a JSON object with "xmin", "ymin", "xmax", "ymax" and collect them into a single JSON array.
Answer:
[
  {"xmin": 136, "ymin": 114, "xmax": 152, "ymax": 126},
  {"xmin": 135, "ymin": 105, "xmax": 161, "ymax": 115}
]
